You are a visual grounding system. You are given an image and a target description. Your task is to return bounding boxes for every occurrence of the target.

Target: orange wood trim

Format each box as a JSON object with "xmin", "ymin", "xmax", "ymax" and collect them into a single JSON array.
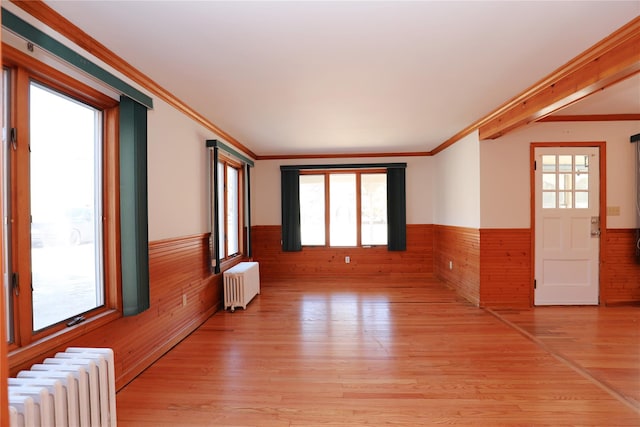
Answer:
[
  {"xmin": 256, "ymin": 151, "xmax": 432, "ymax": 160},
  {"xmin": 10, "ymin": 0, "xmax": 257, "ymax": 160},
  {"xmin": 599, "ymin": 144, "xmax": 608, "ymax": 304},
  {"xmin": 0, "ymin": 30, "xmax": 8, "ymax": 427},
  {"xmin": 529, "ymin": 142, "xmax": 607, "ymax": 305},
  {"xmin": 537, "ymin": 114, "xmax": 640, "ymax": 122},
  {"xmin": 479, "ymin": 18, "xmax": 640, "ymax": 140},
  {"xmin": 2, "ymin": 44, "xmax": 118, "ymax": 109}
]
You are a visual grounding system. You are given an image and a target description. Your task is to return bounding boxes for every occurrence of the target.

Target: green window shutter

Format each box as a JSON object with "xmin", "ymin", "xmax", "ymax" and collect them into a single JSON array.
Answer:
[
  {"xmin": 387, "ymin": 167, "xmax": 406, "ymax": 251},
  {"xmin": 281, "ymin": 169, "xmax": 302, "ymax": 252},
  {"xmin": 120, "ymin": 96, "xmax": 150, "ymax": 316}
]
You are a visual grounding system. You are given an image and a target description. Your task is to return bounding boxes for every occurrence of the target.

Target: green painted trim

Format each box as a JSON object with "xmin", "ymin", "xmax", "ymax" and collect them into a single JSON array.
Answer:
[
  {"xmin": 120, "ymin": 96, "xmax": 150, "ymax": 316},
  {"xmin": 281, "ymin": 162, "xmax": 406, "ymax": 171},
  {"xmin": 2, "ymin": 8, "xmax": 153, "ymax": 109},
  {"xmin": 206, "ymin": 139, "xmax": 254, "ymax": 167}
]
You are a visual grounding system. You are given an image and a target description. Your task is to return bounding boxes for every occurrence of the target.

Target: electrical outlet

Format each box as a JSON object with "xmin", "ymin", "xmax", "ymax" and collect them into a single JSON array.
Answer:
[
  {"xmin": 449, "ymin": 260, "xmax": 453, "ymax": 270},
  {"xmin": 182, "ymin": 294, "xmax": 187, "ymax": 307},
  {"xmin": 345, "ymin": 256, "xmax": 350, "ymax": 264}
]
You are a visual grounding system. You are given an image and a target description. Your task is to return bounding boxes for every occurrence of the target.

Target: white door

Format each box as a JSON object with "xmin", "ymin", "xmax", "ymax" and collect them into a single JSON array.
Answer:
[{"xmin": 534, "ymin": 146, "xmax": 600, "ymax": 305}]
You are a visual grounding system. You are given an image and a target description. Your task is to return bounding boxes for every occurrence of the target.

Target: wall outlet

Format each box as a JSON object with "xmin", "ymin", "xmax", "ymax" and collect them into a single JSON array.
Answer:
[
  {"xmin": 345, "ymin": 256, "xmax": 350, "ymax": 264},
  {"xmin": 449, "ymin": 260, "xmax": 453, "ymax": 270},
  {"xmin": 182, "ymin": 294, "xmax": 187, "ymax": 307}
]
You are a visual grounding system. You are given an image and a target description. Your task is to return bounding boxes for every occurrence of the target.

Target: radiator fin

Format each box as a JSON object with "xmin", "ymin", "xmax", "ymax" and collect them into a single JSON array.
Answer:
[{"xmin": 8, "ymin": 347, "xmax": 116, "ymax": 427}]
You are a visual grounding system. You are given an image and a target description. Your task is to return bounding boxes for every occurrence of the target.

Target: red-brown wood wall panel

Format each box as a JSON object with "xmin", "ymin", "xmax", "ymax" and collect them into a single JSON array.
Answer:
[
  {"xmin": 8, "ymin": 234, "xmax": 222, "ymax": 390},
  {"xmin": 433, "ymin": 225, "xmax": 480, "ymax": 305},
  {"xmin": 479, "ymin": 229, "xmax": 532, "ymax": 308},
  {"xmin": 603, "ymin": 229, "xmax": 640, "ymax": 304},
  {"xmin": 252, "ymin": 224, "xmax": 434, "ymax": 280}
]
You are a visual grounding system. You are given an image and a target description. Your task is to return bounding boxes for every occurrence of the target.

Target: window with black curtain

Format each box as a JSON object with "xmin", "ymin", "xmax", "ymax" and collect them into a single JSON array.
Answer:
[
  {"xmin": 207, "ymin": 140, "xmax": 254, "ymax": 273},
  {"xmin": 281, "ymin": 163, "xmax": 406, "ymax": 252}
]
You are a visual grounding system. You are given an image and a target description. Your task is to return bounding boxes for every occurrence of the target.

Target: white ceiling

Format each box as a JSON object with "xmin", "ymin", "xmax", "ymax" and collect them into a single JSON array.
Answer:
[{"xmin": 41, "ymin": 1, "xmax": 640, "ymax": 156}]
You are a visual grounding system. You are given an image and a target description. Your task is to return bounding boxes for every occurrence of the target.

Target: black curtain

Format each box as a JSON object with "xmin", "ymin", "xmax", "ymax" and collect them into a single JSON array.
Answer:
[
  {"xmin": 281, "ymin": 169, "xmax": 302, "ymax": 251},
  {"xmin": 387, "ymin": 167, "xmax": 406, "ymax": 251}
]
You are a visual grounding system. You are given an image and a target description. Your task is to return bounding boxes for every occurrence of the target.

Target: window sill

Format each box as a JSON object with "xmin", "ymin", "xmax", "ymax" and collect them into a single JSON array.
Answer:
[
  {"xmin": 217, "ymin": 255, "xmax": 251, "ymax": 274},
  {"xmin": 8, "ymin": 309, "xmax": 121, "ymax": 370}
]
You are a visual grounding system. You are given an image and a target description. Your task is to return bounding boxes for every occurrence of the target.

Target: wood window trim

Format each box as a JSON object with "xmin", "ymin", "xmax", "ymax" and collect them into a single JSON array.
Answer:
[
  {"xmin": 300, "ymin": 169, "xmax": 387, "ymax": 249},
  {"xmin": 3, "ymin": 42, "xmax": 122, "ymax": 362},
  {"xmin": 217, "ymin": 153, "xmax": 244, "ymax": 262}
]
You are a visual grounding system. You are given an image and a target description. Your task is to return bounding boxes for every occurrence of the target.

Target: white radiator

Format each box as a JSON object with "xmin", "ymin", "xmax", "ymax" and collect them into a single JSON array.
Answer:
[
  {"xmin": 8, "ymin": 347, "xmax": 116, "ymax": 427},
  {"xmin": 223, "ymin": 261, "xmax": 260, "ymax": 311}
]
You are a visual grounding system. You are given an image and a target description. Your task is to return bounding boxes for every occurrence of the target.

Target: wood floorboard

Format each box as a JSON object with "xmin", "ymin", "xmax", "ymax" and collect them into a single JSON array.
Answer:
[{"xmin": 116, "ymin": 277, "xmax": 640, "ymax": 426}]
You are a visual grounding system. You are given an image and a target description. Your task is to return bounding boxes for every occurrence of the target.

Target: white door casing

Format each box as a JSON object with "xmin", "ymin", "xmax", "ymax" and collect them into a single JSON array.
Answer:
[{"xmin": 534, "ymin": 146, "xmax": 600, "ymax": 305}]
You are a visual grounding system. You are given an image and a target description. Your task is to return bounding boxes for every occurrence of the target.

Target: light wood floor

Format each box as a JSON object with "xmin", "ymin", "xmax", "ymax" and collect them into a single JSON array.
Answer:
[{"xmin": 116, "ymin": 277, "xmax": 640, "ymax": 426}]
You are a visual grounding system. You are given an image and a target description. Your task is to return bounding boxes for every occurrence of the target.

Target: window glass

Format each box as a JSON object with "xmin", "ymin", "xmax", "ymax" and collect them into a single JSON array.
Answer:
[
  {"xmin": 2, "ymin": 68, "xmax": 13, "ymax": 342},
  {"xmin": 300, "ymin": 175, "xmax": 325, "ymax": 245},
  {"xmin": 29, "ymin": 82, "xmax": 103, "ymax": 331},
  {"xmin": 226, "ymin": 165, "xmax": 239, "ymax": 255},
  {"xmin": 217, "ymin": 161, "xmax": 225, "ymax": 258},
  {"xmin": 541, "ymin": 154, "xmax": 590, "ymax": 210},
  {"xmin": 361, "ymin": 174, "xmax": 387, "ymax": 245},
  {"xmin": 329, "ymin": 174, "xmax": 357, "ymax": 246}
]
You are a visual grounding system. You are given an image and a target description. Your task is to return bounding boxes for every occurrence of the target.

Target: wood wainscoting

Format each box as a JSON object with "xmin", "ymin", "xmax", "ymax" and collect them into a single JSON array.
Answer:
[
  {"xmin": 251, "ymin": 224, "xmax": 434, "ymax": 281},
  {"xmin": 603, "ymin": 228, "xmax": 640, "ymax": 305},
  {"xmin": 8, "ymin": 234, "xmax": 221, "ymax": 390},
  {"xmin": 433, "ymin": 225, "xmax": 480, "ymax": 305},
  {"xmin": 479, "ymin": 228, "xmax": 532, "ymax": 308}
]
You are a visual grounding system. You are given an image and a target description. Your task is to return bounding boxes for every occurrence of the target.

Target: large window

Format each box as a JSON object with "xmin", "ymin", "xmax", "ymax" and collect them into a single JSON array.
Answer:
[
  {"xmin": 299, "ymin": 170, "xmax": 388, "ymax": 247},
  {"xmin": 3, "ymin": 47, "xmax": 119, "ymax": 349},
  {"xmin": 282, "ymin": 163, "xmax": 406, "ymax": 252}
]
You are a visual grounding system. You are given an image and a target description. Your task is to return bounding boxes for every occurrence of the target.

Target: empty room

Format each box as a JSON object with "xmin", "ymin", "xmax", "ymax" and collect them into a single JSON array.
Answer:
[{"xmin": 1, "ymin": 1, "xmax": 639, "ymax": 426}]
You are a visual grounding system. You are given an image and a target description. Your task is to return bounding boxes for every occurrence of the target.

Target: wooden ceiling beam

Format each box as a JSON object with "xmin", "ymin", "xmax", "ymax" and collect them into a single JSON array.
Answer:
[
  {"xmin": 478, "ymin": 16, "xmax": 640, "ymax": 141},
  {"xmin": 537, "ymin": 114, "xmax": 640, "ymax": 122}
]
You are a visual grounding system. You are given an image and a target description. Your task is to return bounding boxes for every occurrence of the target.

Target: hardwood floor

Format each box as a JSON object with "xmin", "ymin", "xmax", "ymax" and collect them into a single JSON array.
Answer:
[{"xmin": 116, "ymin": 277, "xmax": 640, "ymax": 426}]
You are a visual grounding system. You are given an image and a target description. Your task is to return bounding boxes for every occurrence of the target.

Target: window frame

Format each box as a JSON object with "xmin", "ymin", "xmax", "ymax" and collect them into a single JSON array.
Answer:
[
  {"xmin": 207, "ymin": 140, "xmax": 252, "ymax": 274},
  {"xmin": 300, "ymin": 168, "xmax": 387, "ymax": 248},
  {"xmin": 3, "ymin": 44, "xmax": 121, "ymax": 358},
  {"xmin": 217, "ymin": 154, "xmax": 244, "ymax": 263}
]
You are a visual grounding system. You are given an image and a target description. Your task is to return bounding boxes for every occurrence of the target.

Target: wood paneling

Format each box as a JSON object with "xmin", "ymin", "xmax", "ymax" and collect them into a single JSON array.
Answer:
[
  {"xmin": 252, "ymin": 224, "xmax": 433, "ymax": 280},
  {"xmin": 603, "ymin": 229, "xmax": 640, "ymax": 305},
  {"xmin": 433, "ymin": 225, "xmax": 480, "ymax": 305},
  {"xmin": 8, "ymin": 234, "xmax": 221, "ymax": 390},
  {"xmin": 116, "ymin": 277, "xmax": 640, "ymax": 425},
  {"xmin": 479, "ymin": 228, "xmax": 532, "ymax": 308}
]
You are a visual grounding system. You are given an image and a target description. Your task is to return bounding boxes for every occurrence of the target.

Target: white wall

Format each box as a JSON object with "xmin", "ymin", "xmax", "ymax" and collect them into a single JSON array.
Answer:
[
  {"xmin": 480, "ymin": 121, "xmax": 640, "ymax": 229},
  {"xmin": 432, "ymin": 131, "xmax": 481, "ymax": 228},
  {"xmin": 252, "ymin": 156, "xmax": 434, "ymax": 226},
  {"xmin": 146, "ymin": 99, "xmax": 224, "ymax": 240}
]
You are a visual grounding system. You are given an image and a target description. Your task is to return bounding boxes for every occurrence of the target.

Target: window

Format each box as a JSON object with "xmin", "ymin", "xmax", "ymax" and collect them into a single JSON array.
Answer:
[
  {"xmin": 282, "ymin": 163, "xmax": 405, "ymax": 251},
  {"xmin": 218, "ymin": 158, "xmax": 242, "ymax": 260},
  {"xmin": 541, "ymin": 154, "xmax": 590, "ymax": 209},
  {"xmin": 299, "ymin": 170, "xmax": 389, "ymax": 247},
  {"xmin": 207, "ymin": 140, "xmax": 253, "ymax": 273},
  {"xmin": 3, "ymin": 47, "xmax": 119, "ymax": 349}
]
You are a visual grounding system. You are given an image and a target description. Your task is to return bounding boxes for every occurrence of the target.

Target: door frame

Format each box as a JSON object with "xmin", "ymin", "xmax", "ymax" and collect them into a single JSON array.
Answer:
[{"xmin": 529, "ymin": 141, "xmax": 607, "ymax": 306}]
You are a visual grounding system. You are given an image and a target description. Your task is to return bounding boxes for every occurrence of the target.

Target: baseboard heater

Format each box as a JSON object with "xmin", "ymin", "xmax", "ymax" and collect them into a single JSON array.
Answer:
[
  {"xmin": 223, "ymin": 261, "xmax": 260, "ymax": 312},
  {"xmin": 8, "ymin": 347, "xmax": 116, "ymax": 427}
]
